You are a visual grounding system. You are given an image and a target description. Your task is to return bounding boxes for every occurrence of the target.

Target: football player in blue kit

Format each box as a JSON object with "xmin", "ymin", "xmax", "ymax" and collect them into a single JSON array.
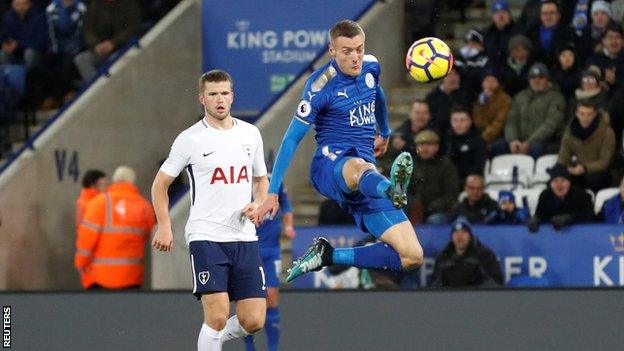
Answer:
[
  {"xmin": 254, "ymin": 20, "xmax": 424, "ymax": 282},
  {"xmin": 244, "ymin": 182, "xmax": 295, "ymax": 351}
]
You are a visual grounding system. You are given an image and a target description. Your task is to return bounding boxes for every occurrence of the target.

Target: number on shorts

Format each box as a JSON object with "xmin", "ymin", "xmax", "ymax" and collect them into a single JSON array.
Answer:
[{"xmin": 259, "ymin": 266, "xmax": 266, "ymax": 291}]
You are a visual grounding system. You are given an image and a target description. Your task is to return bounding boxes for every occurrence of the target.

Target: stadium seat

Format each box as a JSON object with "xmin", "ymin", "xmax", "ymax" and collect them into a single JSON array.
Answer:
[
  {"xmin": 485, "ymin": 154, "xmax": 534, "ymax": 189},
  {"xmin": 594, "ymin": 188, "xmax": 619, "ymax": 214},
  {"xmin": 513, "ymin": 188, "xmax": 542, "ymax": 215},
  {"xmin": 532, "ymin": 154, "xmax": 558, "ymax": 188}
]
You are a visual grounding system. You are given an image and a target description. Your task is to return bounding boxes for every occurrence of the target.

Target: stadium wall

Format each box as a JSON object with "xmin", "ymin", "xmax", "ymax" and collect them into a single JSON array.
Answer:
[
  {"xmin": 2, "ymin": 290, "xmax": 623, "ymax": 350},
  {"xmin": 152, "ymin": 0, "xmax": 406, "ymax": 289},
  {"xmin": 0, "ymin": 0, "xmax": 201, "ymax": 290}
]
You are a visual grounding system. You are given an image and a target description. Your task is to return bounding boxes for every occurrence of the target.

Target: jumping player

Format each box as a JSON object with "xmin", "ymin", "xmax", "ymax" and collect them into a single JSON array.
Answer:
[
  {"xmin": 244, "ymin": 179, "xmax": 295, "ymax": 351},
  {"xmin": 152, "ymin": 70, "xmax": 268, "ymax": 350},
  {"xmin": 255, "ymin": 20, "xmax": 424, "ymax": 282}
]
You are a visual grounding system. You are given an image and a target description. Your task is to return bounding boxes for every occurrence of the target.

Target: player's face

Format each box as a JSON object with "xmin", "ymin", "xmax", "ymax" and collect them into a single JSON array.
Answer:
[
  {"xmin": 450, "ymin": 112, "xmax": 471, "ymax": 135},
  {"xmin": 452, "ymin": 229, "xmax": 471, "ymax": 253},
  {"xmin": 416, "ymin": 142, "xmax": 439, "ymax": 160},
  {"xmin": 550, "ymin": 177, "xmax": 570, "ymax": 198},
  {"xmin": 199, "ymin": 80, "xmax": 234, "ymax": 121},
  {"xmin": 329, "ymin": 35, "xmax": 365, "ymax": 76},
  {"xmin": 409, "ymin": 102, "xmax": 430, "ymax": 129},
  {"xmin": 575, "ymin": 105, "xmax": 597, "ymax": 128}
]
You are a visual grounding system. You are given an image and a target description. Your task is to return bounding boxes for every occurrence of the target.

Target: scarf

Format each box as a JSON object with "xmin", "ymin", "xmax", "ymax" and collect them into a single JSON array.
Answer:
[{"xmin": 570, "ymin": 113, "xmax": 601, "ymax": 140}]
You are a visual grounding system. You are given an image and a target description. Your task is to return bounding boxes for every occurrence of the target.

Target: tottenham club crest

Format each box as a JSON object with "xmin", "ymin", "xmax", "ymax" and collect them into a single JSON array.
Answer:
[
  {"xmin": 365, "ymin": 73, "xmax": 375, "ymax": 88},
  {"xmin": 198, "ymin": 271, "xmax": 210, "ymax": 285},
  {"xmin": 242, "ymin": 144, "xmax": 253, "ymax": 158}
]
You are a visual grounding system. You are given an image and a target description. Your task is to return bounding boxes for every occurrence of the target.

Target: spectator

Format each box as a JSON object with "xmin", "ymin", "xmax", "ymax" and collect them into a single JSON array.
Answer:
[
  {"xmin": 586, "ymin": 23, "xmax": 624, "ymax": 93},
  {"xmin": 497, "ymin": 35, "xmax": 533, "ymax": 97},
  {"xmin": 472, "ymin": 70, "xmax": 512, "ymax": 145},
  {"xmin": 525, "ymin": 0, "xmax": 577, "ymax": 67},
  {"xmin": 74, "ymin": 166, "xmax": 155, "ymax": 289},
  {"xmin": 75, "ymin": 169, "xmax": 107, "ymax": 230},
  {"xmin": 578, "ymin": 1, "xmax": 616, "ymax": 62},
  {"xmin": 598, "ymin": 175, "xmax": 624, "ymax": 223},
  {"xmin": 608, "ymin": 84, "xmax": 624, "ymax": 172},
  {"xmin": 494, "ymin": 190, "xmax": 530, "ymax": 224},
  {"xmin": 455, "ymin": 29, "xmax": 489, "ymax": 100},
  {"xmin": 425, "ymin": 68, "xmax": 470, "ymax": 137},
  {"xmin": 528, "ymin": 164, "xmax": 595, "ymax": 232},
  {"xmin": 452, "ymin": 174, "xmax": 498, "ymax": 224},
  {"xmin": 73, "ymin": 0, "xmax": 142, "ymax": 83},
  {"xmin": 446, "ymin": 107, "xmax": 487, "ymax": 184},
  {"xmin": 491, "ymin": 63, "xmax": 566, "ymax": 159},
  {"xmin": 552, "ymin": 44, "xmax": 582, "ymax": 101},
  {"xmin": 408, "ymin": 130, "xmax": 458, "ymax": 225},
  {"xmin": 557, "ymin": 100, "xmax": 615, "ymax": 192},
  {"xmin": 518, "ymin": 0, "xmax": 542, "ymax": 31},
  {"xmin": 570, "ymin": 67, "xmax": 610, "ymax": 118},
  {"xmin": 482, "ymin": 0, "xmax": 520, "ymax": 64},
  {"xmin": 0, "ymin": 0, "xmax": 47, "ymax": 71},
  {"xmin": 392, "ymin": 100, "xmax": 437, "ymax": 157},
  {"xmin": 430, "ymin": 218, "xmax": 503, "ymax": 287},
  {"xmin": 44, "ymin": 0, "xmax": 87, "ymax": 107}
]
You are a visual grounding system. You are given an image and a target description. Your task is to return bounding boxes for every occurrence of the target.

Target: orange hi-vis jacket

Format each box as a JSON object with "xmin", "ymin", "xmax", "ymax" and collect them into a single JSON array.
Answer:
[
  {"xmin": 74, "ymin": 182, "xmax": 155, "ymax": 289},
  {"xmin": 75, "ymin": 188, "xmax": 100, "ymax": 230}
]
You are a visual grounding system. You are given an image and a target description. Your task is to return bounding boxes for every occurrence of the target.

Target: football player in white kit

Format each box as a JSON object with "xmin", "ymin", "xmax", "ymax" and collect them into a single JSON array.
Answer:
[{"xmin": 151, "ymin": 70, "xmax": 269, "ymax": 351}]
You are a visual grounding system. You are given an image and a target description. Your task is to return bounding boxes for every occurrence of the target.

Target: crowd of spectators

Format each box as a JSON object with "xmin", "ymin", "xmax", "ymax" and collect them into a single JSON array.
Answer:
[
  {"xmin": 0, "ymin": 0, "xmax": 179, "ymax": 156},
  {"xmin": 379, "ymin": 0, "xmax": 624, "ymax": 230}
]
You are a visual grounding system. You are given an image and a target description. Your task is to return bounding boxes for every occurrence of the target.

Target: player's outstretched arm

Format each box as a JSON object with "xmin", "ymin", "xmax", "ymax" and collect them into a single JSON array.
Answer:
[
  {"xmin": 374, "ymin": 85, "xmax": 391, "ymax": 157},
  {"xmin": 254, "ymin": 118, "xmax": 309, "ymax": 223},
  {"xmin": 151, "ymin": 170, "xmax": 175, "ymax": 252}
]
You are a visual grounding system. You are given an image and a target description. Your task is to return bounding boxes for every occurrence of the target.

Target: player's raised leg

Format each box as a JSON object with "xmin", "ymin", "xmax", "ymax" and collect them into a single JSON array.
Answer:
[
  {"xmin": 286, "ymin": 152, "xmax": 422, "ymax": 282},
  {"xmin": 198, "ymin": 293, "xmax": 229, "ymax": 351}
]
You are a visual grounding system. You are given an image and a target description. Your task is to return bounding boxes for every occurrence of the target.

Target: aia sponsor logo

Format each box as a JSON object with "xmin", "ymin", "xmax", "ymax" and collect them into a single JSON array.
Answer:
[{"xmin": 210, "ymin": 165, "xmax": 249, "ymax": 184}]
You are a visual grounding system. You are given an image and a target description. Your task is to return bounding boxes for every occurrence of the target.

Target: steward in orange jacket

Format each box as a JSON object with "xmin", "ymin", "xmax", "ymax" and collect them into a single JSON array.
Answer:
[{"xmin": 75, "ymin": 167, "xmax": 154, "ymax": 289}]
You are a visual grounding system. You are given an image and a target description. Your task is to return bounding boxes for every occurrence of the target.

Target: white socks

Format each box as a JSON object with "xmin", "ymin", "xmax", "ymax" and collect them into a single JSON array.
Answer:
[
  {"xmin": 221, "ymin": 315, "xmax": 251, "ymax": 343},
  {"xmin": 198, "ymin": 323, "xmax": 222, "ymax": 351}
]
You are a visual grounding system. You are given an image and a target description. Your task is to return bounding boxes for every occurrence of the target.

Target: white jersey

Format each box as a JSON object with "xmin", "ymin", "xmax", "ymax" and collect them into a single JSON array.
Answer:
[{"xmin": 160, "ymin": 117, "xmax": 267, "ymax": 243}]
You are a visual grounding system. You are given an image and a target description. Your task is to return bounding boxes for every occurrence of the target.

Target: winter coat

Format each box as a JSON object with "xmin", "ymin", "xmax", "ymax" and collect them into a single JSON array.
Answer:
[
  {"xmin": 482, "ymin": 21, "xmax": 522, "ymax": 64},
  {"xmin": 557, "ymin": 112, "xmax": 615, "ymax": 173},
  {"xmin": 431, "ymin": 236, "xmax": 503, "ymax": 287},
  {"xmin": 472, "ymin": 86, "xmax": 512, "ymax": 143},
  {"xmin": 446, "ymin": 126, "xmax": 488, "ymax": 180},
  {"xmin": 496, "ymin": 57, "xmax": 531, "ymax": 97},
  {"xmin": 525, "ymin": 24, "xmax": 577, "ymax": 67},
  {"xmin": 83, "ymin": 0, "xmax": 141, "ymax": 50},
  {"xmin": 504, "ymin": 83, "xmax": 566, "ymax": 144},
  {"xmin": 552, "ymin": 64, "xmax": 581, "ymax": 101},
  {"xmin": 534, "ymin": 186, "xmax": 595, "ymax": 223},
  {"xmin": 1, "ymin": 6, "xmax": 47, "ymax": 51},
  {"xmin": 586, "ymin": 49, "xmax": 624, "ymax": 92},
  {"xmin": 426, "ymin": 85, "xmax": 472, "ymax": 137},
  {"xmin": 452, "ymin": 195, "xmax": 499, "ymax": 224},
  {"xmin": 408, "ymin": 154, "xmax": 459, "ymax": 216},
  {"xmin": 599, "ymin": 194, "xmax": 624, "ymax": 224},
  {"xmin": 46, "ymin": 0, "xmax": 86, "ymax": 55}
]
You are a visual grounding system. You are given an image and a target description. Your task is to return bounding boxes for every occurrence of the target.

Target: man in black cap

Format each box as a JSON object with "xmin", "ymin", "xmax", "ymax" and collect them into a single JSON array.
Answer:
[
  {"xmin": 491, "ymin": 62, "xmax": 566, "ymax": 159},
  {"xmin": 430, "ymin": 217, "xmax": 503, "ymax": 287},
  {"xmin": 496, "ymin": 34, "xmax": 534, "ymax": 97},
  {"xmin": 528, "ymin": 164, "xmax": 596, "ymax": 232}
]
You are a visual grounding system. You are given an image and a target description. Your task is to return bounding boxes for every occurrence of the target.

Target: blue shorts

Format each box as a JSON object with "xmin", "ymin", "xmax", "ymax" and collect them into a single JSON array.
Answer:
[
  {"xmin": 260, "ymin": 251, "xmax": 281, "ymax": 288},
  {"xmin": 189, "ymin": 241, "xmax": 267, "ymax": 301},
  {"xmin": 310, "ymin": 146, "xmax": 407, "ymax": 237}
]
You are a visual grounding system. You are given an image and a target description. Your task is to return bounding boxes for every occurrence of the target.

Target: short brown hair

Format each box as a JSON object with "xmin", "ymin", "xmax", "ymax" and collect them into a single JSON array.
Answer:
[
  {"xmin": 199, "ymin": 70, "xmax": 233, "ymax": 93},
  {"xmin": 329, "ymin": 20, "xmax": 364, "ymax": 42}
]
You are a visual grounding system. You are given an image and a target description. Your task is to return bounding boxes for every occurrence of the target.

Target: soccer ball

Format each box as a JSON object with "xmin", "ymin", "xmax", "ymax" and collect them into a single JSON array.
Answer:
[{"xmin": 405, "ymin": 37, "xmax": 454, "ymax": 83}]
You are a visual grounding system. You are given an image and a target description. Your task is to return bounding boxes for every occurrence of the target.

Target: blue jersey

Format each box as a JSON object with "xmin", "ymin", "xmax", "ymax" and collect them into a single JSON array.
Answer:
[
  {"xmin": 257, "ymin": 183, "xmax": 291, "ymax": 257},
  {"xmin": 293, "ymin": 55, "xmax": 388, "ymax": 164}
]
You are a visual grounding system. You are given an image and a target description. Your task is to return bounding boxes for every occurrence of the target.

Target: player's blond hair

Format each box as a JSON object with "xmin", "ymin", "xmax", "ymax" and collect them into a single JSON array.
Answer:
[
  {"xmin": 329, "ymin": 20, "xmax": 364, "ymax": 42},
  {"xmin": 199, "ymin": 70, "xmax": 233, "ymax": 93}
]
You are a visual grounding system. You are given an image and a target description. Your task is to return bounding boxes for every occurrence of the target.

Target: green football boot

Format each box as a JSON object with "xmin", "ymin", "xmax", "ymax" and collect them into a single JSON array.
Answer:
[
  {"xmin": 386, "ymin": 151, "xmax": 413, "ymax": 209},
  {"xmin": 285, "ymin": 237, "xmax": 332, "ymax": 283}
]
